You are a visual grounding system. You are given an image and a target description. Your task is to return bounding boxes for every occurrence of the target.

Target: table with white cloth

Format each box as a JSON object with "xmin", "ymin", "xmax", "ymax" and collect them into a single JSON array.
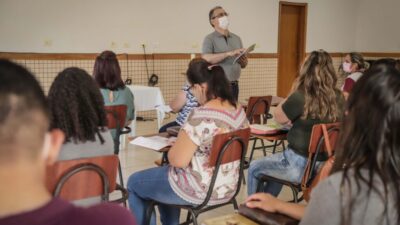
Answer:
[{"xmin": 126, "ymin": 85, "xmax": 166, "ymax": 136}]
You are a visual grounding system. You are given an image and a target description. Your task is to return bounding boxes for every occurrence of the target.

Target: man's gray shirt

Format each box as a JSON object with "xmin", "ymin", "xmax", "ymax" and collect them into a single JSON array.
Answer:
[{"xmin": 202, "ymin": 31, "xmax": 243, "ymax": 82}]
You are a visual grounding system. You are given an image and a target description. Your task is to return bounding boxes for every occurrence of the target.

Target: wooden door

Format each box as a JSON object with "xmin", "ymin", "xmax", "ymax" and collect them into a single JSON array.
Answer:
[{"xmin": 277, "ymin": 2, "xmax": 307, "ymax": 97}]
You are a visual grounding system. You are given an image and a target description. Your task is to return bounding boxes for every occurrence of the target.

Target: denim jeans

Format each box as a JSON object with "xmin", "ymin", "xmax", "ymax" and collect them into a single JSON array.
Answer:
[
  {"xmin": 247, "ymin": 148, "xmax": 308, "ymax": 196},
  {"xmin": 127, "ymin": 166, "xmax": 192, "ymax": 225}
]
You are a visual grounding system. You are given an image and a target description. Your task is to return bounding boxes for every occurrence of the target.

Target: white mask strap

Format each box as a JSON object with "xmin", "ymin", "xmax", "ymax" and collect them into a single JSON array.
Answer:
[{"xmin": 41, "ymin": 133, "xmax": 51, "ymax": 159}]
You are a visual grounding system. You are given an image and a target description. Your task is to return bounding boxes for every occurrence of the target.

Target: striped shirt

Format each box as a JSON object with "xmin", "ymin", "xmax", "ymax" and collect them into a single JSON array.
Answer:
[{"xmin": 176, "ymin": 84, "xmax": 199, "ymax": 125}]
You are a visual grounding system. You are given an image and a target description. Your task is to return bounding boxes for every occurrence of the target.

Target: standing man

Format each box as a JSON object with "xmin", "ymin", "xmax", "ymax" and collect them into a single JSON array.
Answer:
[{"xmin": 202, "ymin": 6, "xmax": 248, "ymax": 100}]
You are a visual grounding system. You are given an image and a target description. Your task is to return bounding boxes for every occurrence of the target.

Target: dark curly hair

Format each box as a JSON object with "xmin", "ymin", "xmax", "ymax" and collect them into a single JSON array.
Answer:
[{"xmin": 48, "ymin": 67, "xmax": 108, "ymax": 143}]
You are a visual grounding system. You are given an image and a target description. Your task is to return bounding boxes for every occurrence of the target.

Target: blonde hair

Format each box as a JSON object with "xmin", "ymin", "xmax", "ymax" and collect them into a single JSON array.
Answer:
[{"xmin": 293, "ymin": 50, "xmax": 341, "ymax": 121}]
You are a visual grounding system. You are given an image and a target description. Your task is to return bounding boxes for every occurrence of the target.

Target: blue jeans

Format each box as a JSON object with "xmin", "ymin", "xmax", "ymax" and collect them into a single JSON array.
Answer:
[
  {"xmin": 247, "ymin": 148, "xmax": 308, "ymax": 196},
  {"xmin": 127, "ymin": 166, "xmax": 192, "ymax": 225}
]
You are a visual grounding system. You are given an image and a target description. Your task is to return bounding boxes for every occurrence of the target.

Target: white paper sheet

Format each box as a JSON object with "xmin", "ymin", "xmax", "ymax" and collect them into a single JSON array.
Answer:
[{"xmin": 130, "ymin": 136, "xmax": 172, "ymax": 151}]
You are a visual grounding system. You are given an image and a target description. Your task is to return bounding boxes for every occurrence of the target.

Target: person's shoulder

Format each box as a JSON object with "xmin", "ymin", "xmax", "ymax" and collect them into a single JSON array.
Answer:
[
  {"xmin": 205, "ymin": 31, "xmax": 217, "ymax": 38},
  {"xmin": 311, "ymin": 171, "xmax": 343, "ymax": 199},
  {"xmin": 286, "ymin": 90, "xmax": 305, "ymax": 102},
  {"xmin": 69, "ymin": 203, "xmax": 136, "ymax": 225},
  {"xmin": 229, "ymin": 32, "xmax": 241, "ymax": 39}
]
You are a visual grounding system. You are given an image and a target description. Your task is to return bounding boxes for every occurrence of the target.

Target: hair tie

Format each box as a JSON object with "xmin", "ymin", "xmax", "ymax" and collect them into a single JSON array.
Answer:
[{"xmin": 208, "ymin": 65, "xmax": 217, "ymax": 70}]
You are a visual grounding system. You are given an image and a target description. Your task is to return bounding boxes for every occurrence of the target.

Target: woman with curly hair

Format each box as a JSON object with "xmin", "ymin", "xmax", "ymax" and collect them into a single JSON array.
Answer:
[
  {"xmin": 247, "ymin": 50, "xmax": 345, "ymax": 196},
  {"xmin": 94, "ymin": 50, "xmax": 134, "ymax": 130},
  {"xmin": 48, "ymin": 67, "xmax": 114, "ymax": 160}
]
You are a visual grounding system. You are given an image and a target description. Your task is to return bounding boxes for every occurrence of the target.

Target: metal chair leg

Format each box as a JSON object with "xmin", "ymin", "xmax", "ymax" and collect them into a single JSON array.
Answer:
[
  {"xmin": 248, "ymin": 138, "xmax": 258, "ymax": 163},
  {"xmin": 289, "ymin": 186, "xmax": 299, "ymax": 203},
  {"xmin": 117, "ymin": 162, "xmax": 126, "ymax": 207},
  {"xmin": 232, "ymin": 199, "xmax": 239, "ymax": 210},
  {"xmin": 190, "ymin": 210, "xmax": 198, "ymax": 225},
  {"xmin": 272, "ymin": 140, "xmax": 278, "ymax": 154},
  {"xmin": 144, "ymin": 201, "xmax": 156, "ymax": 225}
]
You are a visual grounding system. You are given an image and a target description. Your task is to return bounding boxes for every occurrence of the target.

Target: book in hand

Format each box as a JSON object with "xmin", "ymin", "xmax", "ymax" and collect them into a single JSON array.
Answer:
[{"xmin": 232, "ymin": 43, "xmax": 256, "ymax": 65}]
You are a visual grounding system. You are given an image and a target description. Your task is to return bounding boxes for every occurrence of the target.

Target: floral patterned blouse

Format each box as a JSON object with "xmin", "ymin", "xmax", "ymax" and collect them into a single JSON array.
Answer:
[{"xmin": 168, "ymin": 106, "xmax": 249, "ymax": 205}]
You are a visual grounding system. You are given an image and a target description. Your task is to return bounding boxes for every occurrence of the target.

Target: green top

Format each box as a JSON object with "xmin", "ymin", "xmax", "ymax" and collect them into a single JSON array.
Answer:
[
  {"xmin": 100, "ymin": 87, "xmax": 135, "ymax": 121},
  {"xmin": 282, "ymin": 90, "xmax": 344, "ymax": 160}
]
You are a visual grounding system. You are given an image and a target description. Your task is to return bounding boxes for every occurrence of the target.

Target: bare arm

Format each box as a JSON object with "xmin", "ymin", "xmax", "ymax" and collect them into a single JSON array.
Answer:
[
  {"xmin": 169, "ymin": 90, "xmax": 187, "ymax": 113},
  {"xmin": 167, "ymin": 130, "xmax": 197, "ymax": 168},
  {"xmin": 246, "ymin": 193, "xmax": 306, "ymax": 220},
  {"xmin": 202, "ymin": 48, "xmax": 245, "ymax": 64},
  {"xmin": 274, "ymin": 99, "xmax": 291, "ymax": 125}
]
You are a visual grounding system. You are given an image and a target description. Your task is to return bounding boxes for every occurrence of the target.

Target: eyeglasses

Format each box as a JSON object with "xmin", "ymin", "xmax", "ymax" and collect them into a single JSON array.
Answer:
[{"xmin": 211, "ymin": 12, "xmax": 228, "ymax": 20}]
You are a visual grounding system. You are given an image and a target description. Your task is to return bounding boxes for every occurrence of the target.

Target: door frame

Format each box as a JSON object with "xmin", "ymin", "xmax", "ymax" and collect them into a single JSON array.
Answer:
[{"xmin": 277, "ymin": 1, "xmax": 308, "ymax": 97}]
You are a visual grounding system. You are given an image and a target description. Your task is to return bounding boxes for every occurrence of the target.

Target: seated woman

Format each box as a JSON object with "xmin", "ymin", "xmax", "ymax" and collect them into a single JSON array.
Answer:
[
  {"xmin": 159, "ymin": 82, "xmax": 199, "ymax": 133},
  {"xmin": 247, "ymin": 50, "xmax": 345, "ymax": 197},
  {"xmin": 341, "ymin": 52, "xmax": 367, "ymax": 98},
  {"xmin": 246, "ymin": 60, "xmax": 400, "ymax": 225},
  {"xmin": 127, "ymin": 58, "xmax": 249, "ymax": 225},
  {"xmin": 93, "ymin": 50, "xmax": 134, "ymax": 138},
  {"xmin": 48, "ymin": 67, "xmax": 113, "ymax": 160}
]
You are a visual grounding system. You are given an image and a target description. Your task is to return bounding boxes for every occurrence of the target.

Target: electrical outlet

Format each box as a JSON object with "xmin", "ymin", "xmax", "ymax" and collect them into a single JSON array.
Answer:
[
  {"xmin": 123, "ymin": 43, "xmax": 130, "ymax": 48},
  {"xmin": 110, "ymin": 42, "xmax": 117, "ymax": 48},
  {"xmin": 43, "ymin": 39, "xmax": 52, "ymax": 47}
]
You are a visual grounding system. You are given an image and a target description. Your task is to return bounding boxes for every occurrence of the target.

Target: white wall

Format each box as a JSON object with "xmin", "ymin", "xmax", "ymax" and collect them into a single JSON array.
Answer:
[
  {"xmin": 355, "ymin": 0, "xmax": 400, "ymax": 52},
  {"xmin": 0, "ymin": 0, "xmax": 386, "ymax": 54}
]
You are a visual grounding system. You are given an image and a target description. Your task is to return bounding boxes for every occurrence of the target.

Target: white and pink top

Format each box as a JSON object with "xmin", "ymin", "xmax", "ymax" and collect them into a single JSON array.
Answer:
[{"xmin": 168, "ymin": 106, "xmax": 249, "ymax": 205}]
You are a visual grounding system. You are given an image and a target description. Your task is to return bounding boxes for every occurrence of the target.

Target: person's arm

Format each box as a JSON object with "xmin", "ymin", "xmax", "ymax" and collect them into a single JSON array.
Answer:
[
  {"xmin": 274, "ymin": 99, "xmax": 290, "ymax": 125},
  {"xmin": 246, "ymin": 193, "xmax": 306, "ymax": 220},
  {"xmin": 274, "ymin": 92, "xmax": 304, "ymax": 125},
  {"xmin": 125, "ymin": 88, "xmax": 135, "ymax": 125},
  {"xmin": 202, "ymin": 49, "xmax": 244, "ymax": 64},
  {"xmin": 169, "ymin": 90, "xmax": 187, "ymax": 113},
  {"xmin": 167, "ymin": 130, "xmax": 197, "ymax": 168}
]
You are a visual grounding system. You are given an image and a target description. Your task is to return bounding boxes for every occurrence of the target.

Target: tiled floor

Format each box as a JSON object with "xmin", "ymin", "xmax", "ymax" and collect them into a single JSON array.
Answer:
[{"xmin": 118, "ymin": 112, "xmax": 295, "ymax": 224}]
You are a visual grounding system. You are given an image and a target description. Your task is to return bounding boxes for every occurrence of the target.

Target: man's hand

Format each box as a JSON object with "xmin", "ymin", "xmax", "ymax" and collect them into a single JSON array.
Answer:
[
  {"xmin": 226, "ymin": 48, "xmax": 246, "ymax": 57},
  {"xmin": 238, "ymin": 55, "xmax": 248, "ymax": 68},
  {"xmin": 245, "ymin": 193, "xmax": 284, "ymax": 213}
]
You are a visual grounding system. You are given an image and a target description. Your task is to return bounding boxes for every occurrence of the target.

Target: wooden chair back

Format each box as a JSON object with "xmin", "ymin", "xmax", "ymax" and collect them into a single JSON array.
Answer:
[
  {"xmin": 105, "ymin": 105, "xmax": 128, "ymax": 130},
  {"xmin": 45, "ymin": 155, "xmax": 118, "ymax": 201},
  {"xmin": 246, "ymin": 96, "xmax": 272, "ymax": 124}
]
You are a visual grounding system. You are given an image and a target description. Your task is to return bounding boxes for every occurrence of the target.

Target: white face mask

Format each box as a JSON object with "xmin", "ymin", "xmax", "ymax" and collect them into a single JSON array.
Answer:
[
  {"xmin": 41, "ymin": 133, "xmax": 51, "ymax": 159},
  {"xmin": 218, "ymin": 16, "xmax": 229, "ymax": 30},
  {"xmin": 342, "ymin": 62, "xmax": 352, "ymax": 73}
]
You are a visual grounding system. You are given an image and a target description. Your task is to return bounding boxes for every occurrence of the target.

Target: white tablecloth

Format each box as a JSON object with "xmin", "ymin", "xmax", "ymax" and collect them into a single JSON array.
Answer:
[{"xmin": 127, "ymin": 85, "xmax": 166, "ymax": 136}]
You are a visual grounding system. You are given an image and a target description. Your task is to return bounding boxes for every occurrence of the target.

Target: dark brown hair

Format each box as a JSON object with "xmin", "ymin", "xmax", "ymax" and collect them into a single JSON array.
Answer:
[
  {"xmin": 333, "ymin": 63, "xmax": 400, "ymax": 224},
  {"xmin": 208, "ymin": 6, "xmax": 223, "ymax": 27},
  {"xmin": 186, "ymin": 58, "xmax": 236, "ymax": 108},
  {"xmin": 93, "ymin": 50, "xmax": 125, "ymax": 91}
]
